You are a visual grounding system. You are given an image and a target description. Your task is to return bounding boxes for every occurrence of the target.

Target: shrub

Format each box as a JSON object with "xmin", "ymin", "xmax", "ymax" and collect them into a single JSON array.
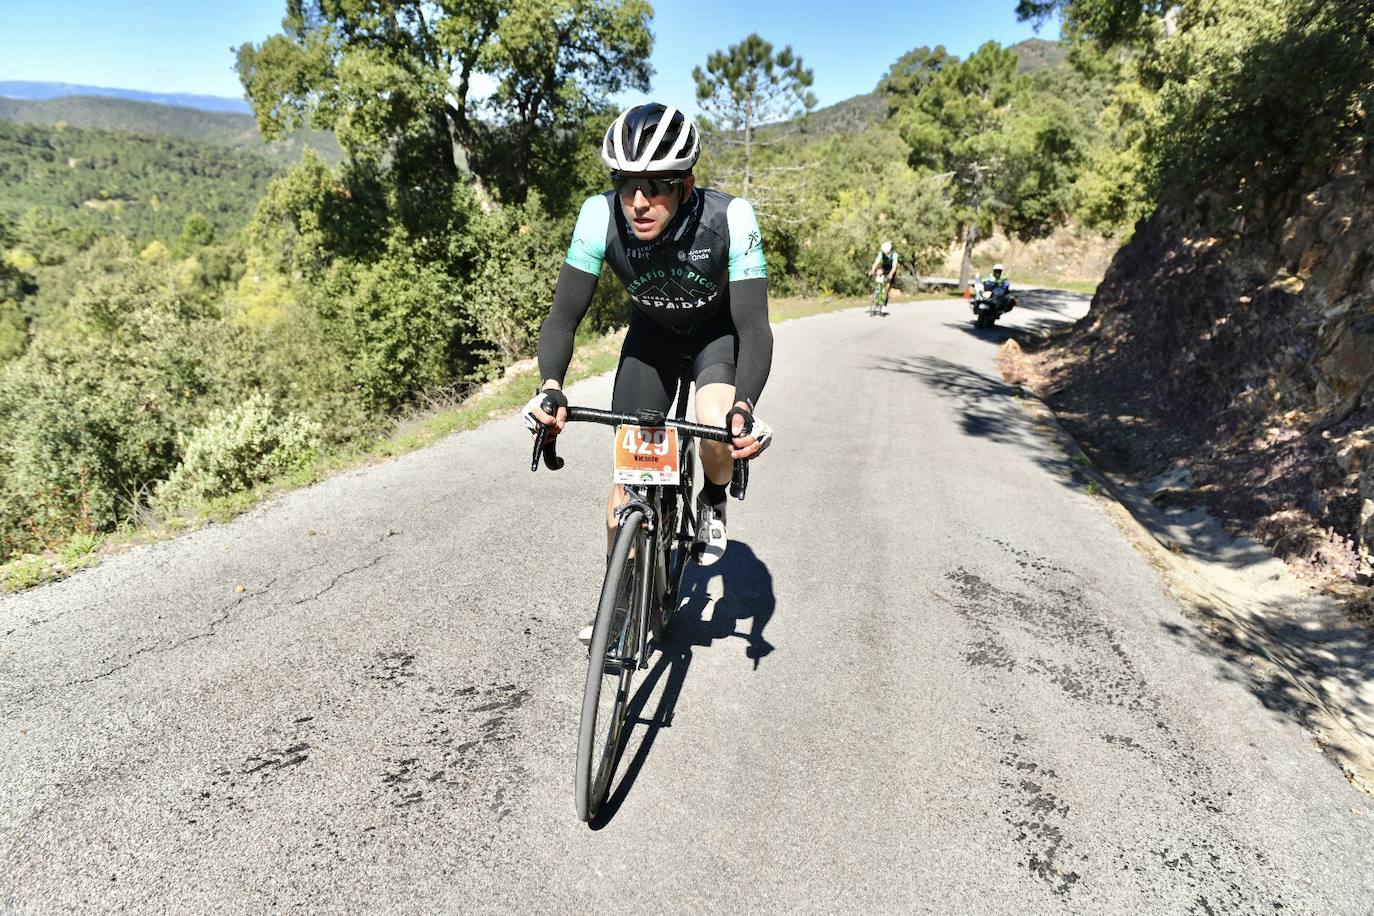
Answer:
[
  {"xmin": 0, "ymin": 240, "xmax": 228, "ymax": 556},
  {"xmin": 156, "ymin": 393, "xmax": 322, "ymax": 510}
]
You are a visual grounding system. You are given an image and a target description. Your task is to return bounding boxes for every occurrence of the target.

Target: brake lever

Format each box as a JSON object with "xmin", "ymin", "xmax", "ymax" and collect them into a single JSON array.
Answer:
[
  {"xmin": 530, "ymin": 425, "xmax": 546, "ymax": 472},
  {"xmin": 530, "ymin": 425, "xmax": 565, "ymax": 472},
  {"xmin": 730, "ymin": 457, "xmax": 749, "ymax": 500}
]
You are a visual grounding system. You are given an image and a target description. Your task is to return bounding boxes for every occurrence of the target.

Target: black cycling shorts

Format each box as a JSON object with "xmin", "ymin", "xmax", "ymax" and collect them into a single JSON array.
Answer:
[{"xmin": 611, "ymin": 310, "xmax": 737, "ymax": 414}]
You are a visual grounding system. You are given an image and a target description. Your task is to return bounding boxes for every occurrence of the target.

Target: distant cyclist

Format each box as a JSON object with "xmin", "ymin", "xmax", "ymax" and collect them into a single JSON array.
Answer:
[
  {"xmin": 525, "ymin": 103, "xmax": 774, "ymax": 612},
  {"xmin": 868, "ymin": 241, "xmax": 898, "ymax": 315}
]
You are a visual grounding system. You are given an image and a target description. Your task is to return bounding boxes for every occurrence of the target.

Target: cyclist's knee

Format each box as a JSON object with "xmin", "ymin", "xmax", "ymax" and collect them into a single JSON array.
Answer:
[{"xmin": 693, "ymin": 382, "xmax": 734, "ymax": 427}]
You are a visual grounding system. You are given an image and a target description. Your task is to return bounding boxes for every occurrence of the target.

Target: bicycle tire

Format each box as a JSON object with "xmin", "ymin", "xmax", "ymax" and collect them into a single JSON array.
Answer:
[
  {"xmin": 575, "ymin": 511, "xmax": 643, "ymax": 821},
  {"xmin": 653, "ymin": 441, "xmax": 696, "ymax": 641}
]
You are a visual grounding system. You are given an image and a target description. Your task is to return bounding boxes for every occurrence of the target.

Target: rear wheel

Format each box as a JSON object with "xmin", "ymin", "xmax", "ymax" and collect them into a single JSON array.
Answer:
[{"xmin": 575, "ymin": 512, "xmax": 643, "ymax": 821}]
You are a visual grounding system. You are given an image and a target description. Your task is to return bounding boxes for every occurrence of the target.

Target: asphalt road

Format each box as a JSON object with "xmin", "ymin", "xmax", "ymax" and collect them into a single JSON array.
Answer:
[{"xmin": 4, "ymin": 291, "xmax": 1373, "ymax": 914}]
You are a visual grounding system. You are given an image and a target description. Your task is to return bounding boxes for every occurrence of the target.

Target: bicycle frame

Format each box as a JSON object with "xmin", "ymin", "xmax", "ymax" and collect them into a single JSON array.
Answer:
[{"xmin": 529, "ymin": 375, "xmax": 750, "ymax": 822}]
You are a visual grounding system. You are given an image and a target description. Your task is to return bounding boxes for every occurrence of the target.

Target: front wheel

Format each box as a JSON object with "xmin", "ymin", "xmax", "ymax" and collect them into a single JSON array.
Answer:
[
  {"xmin": 653, "ymin": 442, "xmax": 696, "ymax": 642},
  {"xmin": 575, "ymin": 512, "xmax": 643, "ymax": 822}
]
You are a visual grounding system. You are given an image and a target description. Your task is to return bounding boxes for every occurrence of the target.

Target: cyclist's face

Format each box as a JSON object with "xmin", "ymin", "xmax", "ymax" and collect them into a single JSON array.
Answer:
[{"xmin": 617, "ymin": 173, "xmax": 694, "ymax": 241}]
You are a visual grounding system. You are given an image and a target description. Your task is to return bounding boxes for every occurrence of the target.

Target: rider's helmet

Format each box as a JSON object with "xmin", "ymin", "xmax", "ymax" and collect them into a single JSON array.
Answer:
[
  {"xmin": 881, "ymin": 241, "xmax": 893, "ymax": 254},
  {"xmin": 992, "ymin": 263, "xmax": 1004, "ymax": 277},
  {"xmin": 601, "ymin": 103, "xmax": 700, "ymax": 175}
]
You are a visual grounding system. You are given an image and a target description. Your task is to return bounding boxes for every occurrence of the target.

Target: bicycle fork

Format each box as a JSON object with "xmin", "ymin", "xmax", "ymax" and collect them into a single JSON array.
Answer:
[{"xmin": 613, "ymin": 495, "xmax": 661, "ymax": 671}]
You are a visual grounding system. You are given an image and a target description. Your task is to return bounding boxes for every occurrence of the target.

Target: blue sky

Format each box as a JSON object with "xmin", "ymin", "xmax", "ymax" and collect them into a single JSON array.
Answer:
[{"xmin": 0, "ymin": 0, "xmax": 1059, "ymax": 113}]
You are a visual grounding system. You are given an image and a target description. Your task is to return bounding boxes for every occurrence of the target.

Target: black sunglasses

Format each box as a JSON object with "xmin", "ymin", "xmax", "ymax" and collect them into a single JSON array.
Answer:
[{"xmin": 611, "ymin": 174, "xmax": 687, "ymax": 199}]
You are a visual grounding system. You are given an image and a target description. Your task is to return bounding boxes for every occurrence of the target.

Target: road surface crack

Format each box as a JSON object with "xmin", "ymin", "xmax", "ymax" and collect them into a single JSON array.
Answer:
[{"xmin": 288, "ymin": 554, "xmax": 385, "ymax": 607}]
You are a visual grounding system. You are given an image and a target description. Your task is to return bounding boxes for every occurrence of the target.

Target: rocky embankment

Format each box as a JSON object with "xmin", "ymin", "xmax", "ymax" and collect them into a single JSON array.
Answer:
[{"xmin": 1009, "ymin": 141, "xmax": 1374, "ymax": 589}]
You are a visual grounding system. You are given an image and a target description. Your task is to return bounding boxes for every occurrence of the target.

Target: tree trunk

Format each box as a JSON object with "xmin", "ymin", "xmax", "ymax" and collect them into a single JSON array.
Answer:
[
  {"xmin": 441, "ymin": 105, "xmax": 494, "ymax": 212},
  {"xmin": 959, "ymin": 223, "xmax": 979, "ymax": 288}
]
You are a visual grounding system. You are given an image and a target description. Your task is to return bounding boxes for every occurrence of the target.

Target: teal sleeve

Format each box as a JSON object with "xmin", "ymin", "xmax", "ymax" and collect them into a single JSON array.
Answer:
[
  {"xmin": 726, "ymin": 198, "xmax": 767, "ymax": 282},
  {"xmin": 564, "ymin": 196, "xmax": 608, "ymax": 276}
]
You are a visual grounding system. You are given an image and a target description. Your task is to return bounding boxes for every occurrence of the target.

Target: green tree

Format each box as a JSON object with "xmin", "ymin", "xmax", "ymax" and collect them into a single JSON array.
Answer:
[
  {"xmin": 1015, "ymin": 0, "xmax": 1171, "ymax": 48},
  {"xmin": 179, "ymin": 213, "xmax": 215, "ymax": 250},
  {"xmin": 693, "ymin": 33, "xmax": 817, "ymax": 201},
  {"xmin": 0, "ymin": 217, "xmax": 37, "ymax": 361},
  {"xmin": 1141, "ymin": 0, "xmax": 1374, "ymax": 207},
  {"xmin": 895, "ymin": 42, "xmax": 1024, "ymax": 284},
  {"xmin": 235, "ymin": 0, "xmax": 652, "ymax": 208},
  {"xmin": 877, "ymin": 45, "xmax": 953, "ymax": 99},
  {"xmin": 891, "ymin": 40, "xmax": 1094, "ymax": 277},
  {"xmin": 0, "ymin": 240, "xmax": 232, "ymax": 552},
  {"xmin": 312, "ymin": 240, "xmax": 460, "ymax": 412}
]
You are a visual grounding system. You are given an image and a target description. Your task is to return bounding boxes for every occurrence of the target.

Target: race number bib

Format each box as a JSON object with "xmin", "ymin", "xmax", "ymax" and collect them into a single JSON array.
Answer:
[{"xmin": 613, "ymin": 425, "xmax": 680, "ymax": 486}]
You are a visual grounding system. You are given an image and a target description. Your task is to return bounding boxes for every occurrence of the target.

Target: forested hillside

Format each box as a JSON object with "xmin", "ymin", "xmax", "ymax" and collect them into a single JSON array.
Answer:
[
  {"xmin": 0, "ymin": 120, "xmax": 277, "ymax": 244},
  {"xmin": 0, "ymin": 96, "xmax": 342, "ymax": 165}
]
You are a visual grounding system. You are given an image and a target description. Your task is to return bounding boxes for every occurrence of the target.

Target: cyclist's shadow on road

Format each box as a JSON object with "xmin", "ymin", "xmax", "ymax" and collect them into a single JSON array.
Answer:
[{"xmin": 591, "ymin": 541, "xmax": 775, "ymax": 828}]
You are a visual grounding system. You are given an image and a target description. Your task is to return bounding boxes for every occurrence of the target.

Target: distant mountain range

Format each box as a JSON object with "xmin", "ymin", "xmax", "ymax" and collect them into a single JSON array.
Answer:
[
  {"xmin": 0, "ymin": 80, "xmax": 251, "ymax": 114},
  {"xmin": 0, "ymin": 95, "xmax": 341, "ymax": 166}
]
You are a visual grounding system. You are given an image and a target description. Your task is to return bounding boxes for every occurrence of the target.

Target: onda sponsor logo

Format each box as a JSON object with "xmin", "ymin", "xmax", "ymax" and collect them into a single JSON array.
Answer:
[{"xmin": 688, "ymin": 248, "xmax": 710, "ymax": 262}]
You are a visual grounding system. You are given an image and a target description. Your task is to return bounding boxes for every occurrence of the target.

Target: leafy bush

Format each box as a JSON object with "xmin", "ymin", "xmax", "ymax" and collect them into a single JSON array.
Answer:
[
  {"xmin": 313, "ymin": 240, "xmax": 458, "ymax": 412},
  {"xmin": 458, "ymin": 191, "xmax": 567, "ymax": 371},
  {"xmin": 1142, "ymin": 0, "xmax": 1374, "ymax": 206},
  {"xmin": 156, "ymin": 393, "xmax": 321, "ymax": 510},
  {"xmin": 0, "ymin": 239, "xmax": 228, "ymax": 555},
  {"xmin": 725, "ymin": 128, "xmax": 952, "ymax": 296}
]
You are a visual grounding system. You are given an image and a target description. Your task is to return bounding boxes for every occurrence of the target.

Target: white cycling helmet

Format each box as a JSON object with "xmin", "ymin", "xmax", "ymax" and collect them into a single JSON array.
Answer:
[
  {"xmin": 992, "ymin": 263, "xmax": 1004, "ymax": 274},
  {"xmin": 881, "ymin": 241, "xmax": 893, "ymax": 254},
  {"xmin": 601, "ymin": 103, "xmax": 701, "ymax": 175}
]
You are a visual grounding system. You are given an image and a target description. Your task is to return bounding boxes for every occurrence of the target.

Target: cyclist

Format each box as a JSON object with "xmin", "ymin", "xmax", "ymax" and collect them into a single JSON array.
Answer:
[
  {"xmin": 868, "ymin": 241, "xmax": 898, "ymax": 315},
  {"xmin": 524, "ymin": 102, "xmax": 774, "ymax": 590}
]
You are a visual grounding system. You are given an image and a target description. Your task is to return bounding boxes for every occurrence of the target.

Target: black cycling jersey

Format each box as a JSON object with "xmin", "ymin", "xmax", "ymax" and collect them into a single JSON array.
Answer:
[{"xmin": 537, "ymin": 187, "xmax": 773, "ymax": 406}]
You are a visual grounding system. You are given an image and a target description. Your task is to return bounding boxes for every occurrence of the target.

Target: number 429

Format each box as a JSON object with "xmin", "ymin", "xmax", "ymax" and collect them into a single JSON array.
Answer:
[{"xmin": 622, "ymin": 427, "xmax": 669, "ymax": 456}]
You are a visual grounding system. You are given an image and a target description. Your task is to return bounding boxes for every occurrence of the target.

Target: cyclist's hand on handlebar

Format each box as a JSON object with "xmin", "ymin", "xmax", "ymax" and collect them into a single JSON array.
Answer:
[
  {"xmin": 522, "ymin": 386, "xmax": 567, "ymax": 435},
  {"xmin": 725, "ymin": 402, "xmax": 773, "ymax": 459}
]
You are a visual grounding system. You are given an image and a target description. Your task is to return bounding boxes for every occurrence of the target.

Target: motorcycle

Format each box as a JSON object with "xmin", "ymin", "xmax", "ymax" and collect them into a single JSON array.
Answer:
[{"xmin": 970, "ymin": 275, "xmax": 1017, "ymax": 328}]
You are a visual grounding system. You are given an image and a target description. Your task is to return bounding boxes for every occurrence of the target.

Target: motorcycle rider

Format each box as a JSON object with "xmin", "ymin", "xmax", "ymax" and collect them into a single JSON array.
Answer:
[{"xmin": 984, "ymin": 263, "xmax": 1012, "ymax": 313}]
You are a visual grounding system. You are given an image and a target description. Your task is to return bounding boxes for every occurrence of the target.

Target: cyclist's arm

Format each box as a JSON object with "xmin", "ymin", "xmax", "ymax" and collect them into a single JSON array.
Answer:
[
  {"xmin": 726, "ymin": 198, "xmax": 772, "ymax": 410},
  {"xmin": 536, "ymin": 196, "xmax": 607, "ymax": 389},
  {"xmin": 887, "ymin": 253, "xmax": 899, "ymax": 280},
  {"xmin": 729, "ymin": 278, "xmax": 771, "ymax": 408}
]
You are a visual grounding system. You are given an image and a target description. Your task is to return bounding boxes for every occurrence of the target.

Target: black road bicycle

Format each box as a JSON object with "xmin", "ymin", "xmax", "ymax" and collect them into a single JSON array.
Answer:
[{"xmin": 529, "ymin": 374, "xmax": 749, "ymax": 822}]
